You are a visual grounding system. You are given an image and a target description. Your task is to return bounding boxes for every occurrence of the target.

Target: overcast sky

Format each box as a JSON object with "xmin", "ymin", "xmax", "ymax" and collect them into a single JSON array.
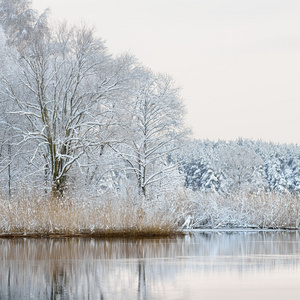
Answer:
[{"xmin": 32, "ymin": 0, "xmax": 300, "ymax": 144}]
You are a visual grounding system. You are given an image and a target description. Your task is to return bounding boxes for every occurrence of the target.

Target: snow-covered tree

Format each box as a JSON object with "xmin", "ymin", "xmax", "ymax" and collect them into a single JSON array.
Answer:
[
  {"xmin": 0, "ymin": 25, "xmax": 18, "ymax": 197},
  {"xmin": 0, "ymin": 22, "xmax": 136, "ymax": 196},
  {"xmin": 0, "ymin": 0, "xmax": 49, "ymax": 51},
  {"xmin": 111, "ymin": 70, "xmax": 187, "ymax": 198},
  {"xmin": 213, "ymin": 143, "xmax": 267, "ymax": 193}
]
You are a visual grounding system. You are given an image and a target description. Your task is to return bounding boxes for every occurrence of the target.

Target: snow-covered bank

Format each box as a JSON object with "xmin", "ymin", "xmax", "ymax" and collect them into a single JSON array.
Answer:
[
  {"xmin": 184, "ymin": 228, "xmax": 299, "ymax": 233},
  {"xmin": 182, "ymin": 191, "xmax": 300, "ymax": 230}
]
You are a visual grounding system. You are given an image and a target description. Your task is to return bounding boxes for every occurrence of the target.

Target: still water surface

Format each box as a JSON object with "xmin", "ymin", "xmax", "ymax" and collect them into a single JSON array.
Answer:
[{"xmin": 1, "ymin": 231, "xmax": 300, "ymax": 299}]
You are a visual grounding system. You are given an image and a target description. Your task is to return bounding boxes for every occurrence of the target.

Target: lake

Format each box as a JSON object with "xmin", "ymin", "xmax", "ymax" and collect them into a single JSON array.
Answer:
[{"xmin": 1, "ymin": 230, "xmax": 300, "ymax": 299}]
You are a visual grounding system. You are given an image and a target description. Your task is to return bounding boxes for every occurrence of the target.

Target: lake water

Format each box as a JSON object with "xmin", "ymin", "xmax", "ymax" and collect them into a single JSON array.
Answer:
[{"xmin": 1, "ymin": 230, "xmax": 300, "ymax": 299}]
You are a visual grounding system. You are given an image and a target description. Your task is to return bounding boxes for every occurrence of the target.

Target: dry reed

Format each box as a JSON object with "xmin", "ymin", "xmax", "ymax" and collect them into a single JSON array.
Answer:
[
  {"xmin": 1, "ymin": 187, "xmax": 299, "ymax": 236},
  {"xmin": 0, "ymin": 188, "xmax": 180, "ymax": 237}
]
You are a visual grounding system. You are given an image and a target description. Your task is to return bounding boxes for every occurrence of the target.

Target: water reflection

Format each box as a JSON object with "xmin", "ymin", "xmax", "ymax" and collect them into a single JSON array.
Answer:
[{"xmin": 1, "ymin": 231, "xmax": 300, "ymax": 299}]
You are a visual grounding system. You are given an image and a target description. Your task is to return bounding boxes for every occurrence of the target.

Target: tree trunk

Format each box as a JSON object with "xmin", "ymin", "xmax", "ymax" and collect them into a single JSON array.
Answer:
[
  {"xmin": 8, "ymin": 143, "xmax": 11, "ymax": 200},
  {"xmin": 51, "ymin": 175, "xmax": 67, "ymax": 199}
]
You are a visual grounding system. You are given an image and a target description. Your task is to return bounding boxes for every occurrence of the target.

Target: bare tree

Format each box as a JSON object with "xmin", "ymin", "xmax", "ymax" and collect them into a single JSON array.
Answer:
[
  {"xmin": 111, "ymin": 70, "xmax": 187, "ymax": 198},
  {"xmin": 0, "ymin": 22, "xmax": 135, "ymax": 196}
]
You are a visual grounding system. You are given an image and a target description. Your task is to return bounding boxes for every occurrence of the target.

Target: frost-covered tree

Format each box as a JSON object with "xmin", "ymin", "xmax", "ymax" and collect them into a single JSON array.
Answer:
[
  {"xmin": 0, "ymin": 25, "xmax": 18, "ymax": 197},
  {"xmin": 265, "ymin": 151, "xmax": 288, "ymax": 193},
  {"xmin": 0, "ymin": 0, "xmax": 49, "ymax": 51},
  {"xmin": 111, "ymin": 70, "xmax": 187, "ymax": 198},
  {"xmin": 213, "ymin": 143, "xmax": 267, "ymax": 193},
  {"xmin": 200, "ymin": 166, "xmax": 220, "ymax": 192},
  {"xmin": 0, "ymin": 21, "xmax": 135, "ymax": 196}
]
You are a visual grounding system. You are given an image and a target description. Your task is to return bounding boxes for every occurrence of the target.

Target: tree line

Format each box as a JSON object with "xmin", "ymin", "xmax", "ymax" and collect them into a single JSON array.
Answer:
[{"xmin": 178, "ymin": 139, "xmax": 300, "ymax": 194}]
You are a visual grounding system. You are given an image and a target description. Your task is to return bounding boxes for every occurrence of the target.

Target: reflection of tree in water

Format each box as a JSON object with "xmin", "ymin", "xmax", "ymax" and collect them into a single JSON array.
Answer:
[
  {"xmin": 7, "ymin": 266, "xmax": 11, "ymax": 299},
  {"xmin": 49, "ymin": 264, "xmax": 68, "ymax": 299},
  {"xmin": 1, "ymin": 232, "xmax": 300, "ymax": 299},
  {"xmin": 47, "ymin": 258, "xmax": 105, "ymax": 299},
  {"xmin": 138, "ymin": 261, "xmax": 146, "ymax": 300}
]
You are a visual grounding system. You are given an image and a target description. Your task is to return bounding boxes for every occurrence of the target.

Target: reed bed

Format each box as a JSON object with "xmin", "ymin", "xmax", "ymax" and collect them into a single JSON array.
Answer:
[
  {"xmin": 0, "ymin": 189, "xmax": 180, "ymax": 237},
  {"xmin": 1, "ymin": 187, "xmax": 300, "ymax": 236}
]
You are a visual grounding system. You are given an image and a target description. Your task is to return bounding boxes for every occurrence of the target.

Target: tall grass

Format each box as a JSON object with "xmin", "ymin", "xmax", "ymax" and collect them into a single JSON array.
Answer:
[
  {"xmin": 187, "ymin": 191, "xmax": 300, "ymax": 229},
  {"xmin": 0, "ymin": 188, "xmax": 181, "ymax": 237},
  {"xmin": 1, "ymin": 187, "xmax": 299, "ymax": 237}
]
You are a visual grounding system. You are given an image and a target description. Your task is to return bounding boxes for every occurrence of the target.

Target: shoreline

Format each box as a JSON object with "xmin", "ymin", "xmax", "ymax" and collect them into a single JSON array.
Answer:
[
  {"xmin": 1, "ymin": 227, "xmax": 299, "ymax": 239},
  {"xmin": 184, "ymin": 227, "xmax": 300, "ymax": 233},
  {"xmin": 0, "ymin": 230, "xmax": 182, "ymax": 239}
]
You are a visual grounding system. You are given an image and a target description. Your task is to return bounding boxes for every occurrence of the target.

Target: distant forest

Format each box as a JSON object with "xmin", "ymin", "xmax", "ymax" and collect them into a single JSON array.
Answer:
[{"xmin": 178, "ymin": 139, "xmax": 300, "ymax": 194}]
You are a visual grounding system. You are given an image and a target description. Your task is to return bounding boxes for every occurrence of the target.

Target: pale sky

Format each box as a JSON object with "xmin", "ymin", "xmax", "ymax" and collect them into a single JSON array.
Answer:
[{"xmin": 32, "ymin": 0, "xmax": 300, "ymax": 144}]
